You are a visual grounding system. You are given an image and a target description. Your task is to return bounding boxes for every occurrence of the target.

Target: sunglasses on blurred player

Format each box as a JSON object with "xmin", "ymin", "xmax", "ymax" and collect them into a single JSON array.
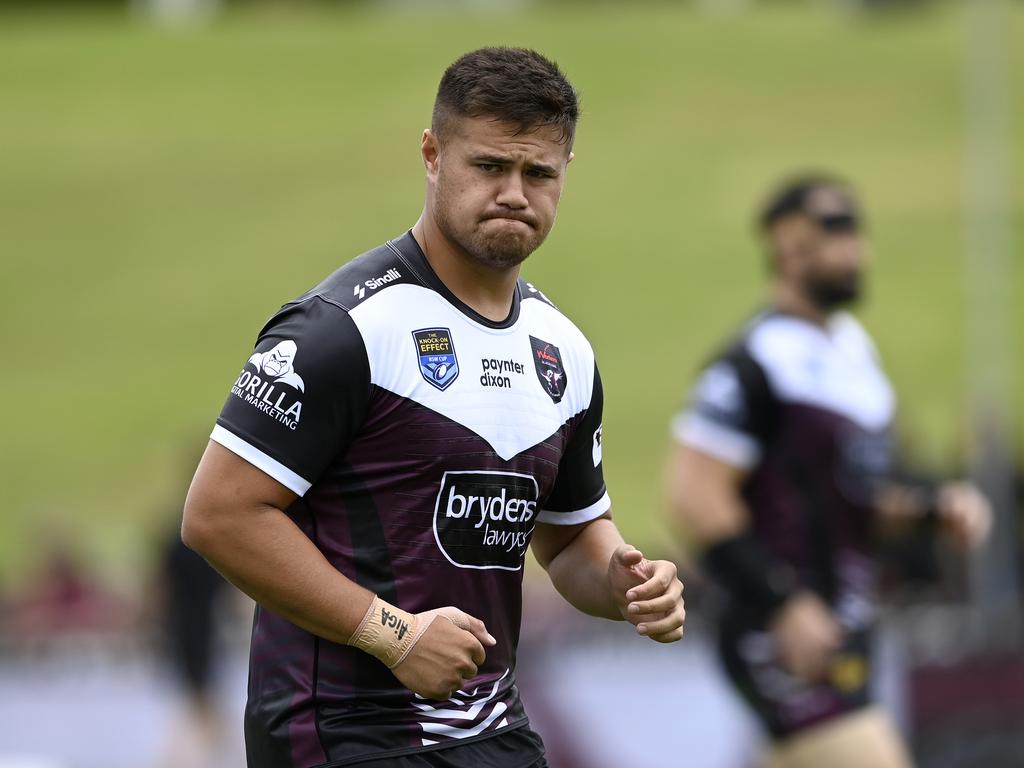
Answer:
[{"xmin": 812, "ymin": 210, "xmax": 861, "ymax": 234}]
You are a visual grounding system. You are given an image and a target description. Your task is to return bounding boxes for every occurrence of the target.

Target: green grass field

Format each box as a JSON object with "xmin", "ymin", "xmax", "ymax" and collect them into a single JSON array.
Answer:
[{"xmin": 1, "ymin": 2, "xmax": 1021, "ymax": 585}]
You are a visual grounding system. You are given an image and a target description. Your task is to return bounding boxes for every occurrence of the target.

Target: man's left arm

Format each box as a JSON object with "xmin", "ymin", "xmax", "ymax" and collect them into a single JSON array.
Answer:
[
  {"xmin": 531, "ymin": 514, "xmax": 685, "ymax": 642},
  {"xmin": 529, "ymin": 362, "xmax": 683, "ymax": 642}
]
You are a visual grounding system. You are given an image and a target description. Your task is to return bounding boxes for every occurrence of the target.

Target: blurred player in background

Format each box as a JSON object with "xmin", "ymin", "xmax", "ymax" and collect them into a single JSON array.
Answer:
[
  {"xmin": 665, "ymin": 175, "xmax": 990, "ymax": 768},
  {"xmin": 183, "ymin": 47, "xmax": 683, "ymax": 768},
  {"xmin": 153, "ymin": 531, "xmax": 230, "ymax": 768}
]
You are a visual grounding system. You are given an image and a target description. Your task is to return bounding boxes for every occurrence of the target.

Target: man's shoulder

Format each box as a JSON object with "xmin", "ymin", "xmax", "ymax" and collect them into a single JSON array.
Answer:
[
  {"xmin": 696, "ymin": 311, "xmax": 771, "ymax": 373},
  {"xmin": 294, "ymin": 235, "xmax": 423, "ymax": 313},
  {"xmin": 517, "ymin": 277, "xmax": 593, "ymax": 357}
]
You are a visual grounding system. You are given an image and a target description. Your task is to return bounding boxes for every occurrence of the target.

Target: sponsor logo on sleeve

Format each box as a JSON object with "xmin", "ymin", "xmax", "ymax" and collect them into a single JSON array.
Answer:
[
  {"xmin": 433, "ymin": 471, "xmax": 539, "ymax": 571},
  {"xmin": 353, "ymin": 268, "xmax": 401, "ymax": 300},
  {"xmin": 529, "ymin": 335, "xmax": 567, "ymax": 403},
  {"xmin": 694, "ymin": 363, "xmax": 745, "ymax": 425},
  {"xmin": 229, "ymin": 340, "xmax": 305, "ymax": 430},
  {"xmin": 592, "ymin": 424, "xmax": 603, "ymax": 467},
  {"xmin": 413, "ymin": 328, "xmax": 460, "ymax": 391}
]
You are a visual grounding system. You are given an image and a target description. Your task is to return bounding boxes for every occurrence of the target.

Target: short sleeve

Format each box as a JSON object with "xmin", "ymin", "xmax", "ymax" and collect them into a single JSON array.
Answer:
[
  {"xmin": 211, "ymin": 296, "xmax": 370, "ymax": 495},
  {"xmin": 538, "ymin": 363, "xmax": 611, "ymax": 525},
  {"xmin": 670, "ymin": 348, "xmax": 775, "ymax": 470}
]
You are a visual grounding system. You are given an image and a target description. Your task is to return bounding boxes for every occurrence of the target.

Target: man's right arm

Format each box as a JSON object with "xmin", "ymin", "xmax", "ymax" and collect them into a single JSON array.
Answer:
[
  {"xmin": 184, "ymin": 294, "xmax": 493, "ymax": 699},
  {"xmin": 182, "ymin": 440, "xmax": 371, "ymax": 645},
  {"xmin": 183, "ymin": 441, "xmax": 493, "ymax": 699}
]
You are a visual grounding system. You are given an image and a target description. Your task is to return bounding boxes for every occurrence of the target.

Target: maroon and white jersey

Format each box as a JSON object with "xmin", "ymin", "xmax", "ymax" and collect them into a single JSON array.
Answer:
[
  {"xmin": 673, "ymin": 310, "xmax": 896, "ymax": 630},
  {"xmin": 212, "ymin": 231, "xmax": 609, "ymax": 767}
]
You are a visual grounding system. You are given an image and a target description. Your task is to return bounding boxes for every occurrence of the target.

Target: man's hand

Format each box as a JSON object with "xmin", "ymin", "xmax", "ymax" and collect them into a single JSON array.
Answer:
[
  {"xmin": 391, "ymin": 607, "xmax": 496, "ymax": 700},
  {"xmin": 607, "ymin": 545, "xmax": 685, "ymax": 643},
  {"xmin": 770, "ymin": 592, "xmax": 842, "ymax": 683},
  {"xmin": 936, "ymin": 481, "xmax": 991, "ymax": 551}
]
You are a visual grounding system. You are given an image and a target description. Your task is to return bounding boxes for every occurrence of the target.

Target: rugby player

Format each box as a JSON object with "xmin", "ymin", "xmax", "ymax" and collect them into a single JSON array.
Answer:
[
  {"xmin": 665, "ymin": 175, "xmax": 990, "ymax": 768},
  {"xmin": 183, "ymin": 47, "xmax": 684, "ymax": 768}
]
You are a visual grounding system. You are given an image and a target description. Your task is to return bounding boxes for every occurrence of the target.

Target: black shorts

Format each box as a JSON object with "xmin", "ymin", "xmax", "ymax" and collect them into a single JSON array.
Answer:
[
  {"xmin": 335, "ymin": 725, "xmax": 547, "ymax": 768},
  {"xmin": 718, "ymin": 612, "xmax": 873, "ymax": 740}
]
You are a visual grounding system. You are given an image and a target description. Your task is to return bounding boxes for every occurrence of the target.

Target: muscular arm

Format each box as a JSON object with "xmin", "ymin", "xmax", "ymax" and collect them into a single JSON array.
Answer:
[
  {"xmin": 181, "ymin": 440, "xmax": 373, "ymax": 644},
  {"xmin": 665, "ymin": 442, "xmax": 750, "ymax": 546},
  {"xmin": 666, "ymin": 441, "xmax": 841, "ymax": 679},
  {"xmin": 531, "ymin": 514, "xmax": 685, "ymax": 642},
  {"xmin": 183, "ymin": 441, "xmax": 493, "ymax": 700},
  {"xmin": 531, "ymin": 514, "xmax": 627, "ymax": 620}
]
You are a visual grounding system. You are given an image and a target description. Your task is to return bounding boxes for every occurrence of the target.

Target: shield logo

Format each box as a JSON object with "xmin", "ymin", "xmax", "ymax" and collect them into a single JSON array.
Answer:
[
  {"xmin": 529, "ymin": 335, "xmax": 567, "ymax": 403},
  {"xmin": 413, "ymin": 327, "xmax": 460, "ymax": 391}
]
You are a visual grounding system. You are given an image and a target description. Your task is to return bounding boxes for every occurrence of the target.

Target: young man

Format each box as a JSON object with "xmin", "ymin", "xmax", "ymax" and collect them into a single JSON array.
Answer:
[
  {"xmin": 183, "ymin": 48, "xmax": 684, "ymax": 768},
  {"xmin": 666, "ymin": 176, "xmax": 990, "ymax": 768}
]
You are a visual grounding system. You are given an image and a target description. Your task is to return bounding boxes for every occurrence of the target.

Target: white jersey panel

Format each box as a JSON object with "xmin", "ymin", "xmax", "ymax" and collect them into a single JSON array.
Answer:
[
  {"xmin": 349, "ymin": 283, "xmax": 596, "ymax": 461},
  {"xmin": 747, "ymin": 312, "xmax": 895, "ymax": 431}
]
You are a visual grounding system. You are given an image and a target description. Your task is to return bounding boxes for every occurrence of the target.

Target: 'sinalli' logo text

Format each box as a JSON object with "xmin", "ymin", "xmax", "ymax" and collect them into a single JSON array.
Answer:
[{"xmin": 353, "ymin": 268, "xmax": 401, "ymax": 300}]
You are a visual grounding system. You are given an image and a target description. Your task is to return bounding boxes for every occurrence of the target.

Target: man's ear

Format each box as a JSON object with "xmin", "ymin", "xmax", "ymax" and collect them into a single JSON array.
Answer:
[
  {"xmin": 422, "ymin": 129, "xmax": 440, "ymax": 175},
  {"xmin": 567, "ymin": 151, "xmax": 575, "ymax": 165}
]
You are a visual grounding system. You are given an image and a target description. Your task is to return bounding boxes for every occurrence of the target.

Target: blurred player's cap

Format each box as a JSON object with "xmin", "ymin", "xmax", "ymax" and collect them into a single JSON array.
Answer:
[{"xmin": 759, "ymin": 174, "xmax": 861, "ymax": 234}]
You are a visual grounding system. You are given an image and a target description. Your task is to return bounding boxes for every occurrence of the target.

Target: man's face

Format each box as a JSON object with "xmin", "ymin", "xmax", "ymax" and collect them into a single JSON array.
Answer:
[
  {"xmin": 422, "ymin": 115, "xmax": 572, "ymax": 270},
  {"xmin": 772, "ymin": 187, "xmax": 866, "ymax": 310}
]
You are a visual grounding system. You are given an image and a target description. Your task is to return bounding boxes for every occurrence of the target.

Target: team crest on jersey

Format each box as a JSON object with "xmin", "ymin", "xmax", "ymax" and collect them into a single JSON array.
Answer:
[
  {"xmin": 413, "ymin": 328, "xmax": 460, "ymax": 391},
  {"xmin": 529, "ymin": 336, "xmax": 567, "ymax": 403}
]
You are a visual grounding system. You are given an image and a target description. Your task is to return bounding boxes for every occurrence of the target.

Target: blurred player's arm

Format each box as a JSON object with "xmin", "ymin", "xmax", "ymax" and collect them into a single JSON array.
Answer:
[
  {"xmin": 874, "ymin": 477, "xmax": 991, "ymax": 552},
  {"xmin": 667, "ymin": 443, "xmax": 841, "ymax": 680},
  {"xmin": 531, "ymin": 515, "xmax": 684, "ymax": 643}
]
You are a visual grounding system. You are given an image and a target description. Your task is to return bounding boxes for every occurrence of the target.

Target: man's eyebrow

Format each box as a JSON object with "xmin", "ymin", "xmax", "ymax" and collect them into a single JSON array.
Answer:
[
  {"xmin": 470, "ymin": 153, "xmax": 514, "ymax": 165},
  {"xmin": 469, "ymin": 154, "xmax": 560, "ymax": 176},
  {"xmin": 527, "ymin": 161, "xmax": 559, "ymax": 176}
]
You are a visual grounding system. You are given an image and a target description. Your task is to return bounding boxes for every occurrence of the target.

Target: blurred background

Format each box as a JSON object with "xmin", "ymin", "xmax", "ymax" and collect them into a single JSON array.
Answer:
[{"xmin": 1, "ymin": 0, "xmax": 1021, "ymax": 766}]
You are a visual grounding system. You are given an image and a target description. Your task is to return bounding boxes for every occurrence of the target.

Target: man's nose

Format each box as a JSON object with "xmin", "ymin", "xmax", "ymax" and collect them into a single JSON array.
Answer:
[{"xmin": 495, "ymin": 172, "xmax": 528, "ymax": 209}]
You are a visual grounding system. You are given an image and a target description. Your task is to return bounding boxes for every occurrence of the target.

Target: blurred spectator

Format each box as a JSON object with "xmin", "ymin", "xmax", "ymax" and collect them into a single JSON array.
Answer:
[
  {"xmin": 149, "ymin": 525, "xmax": 239, "ymax": 768},
  {"xmin": 8, "ymin": 538, "xmax": 131, "ymax": 655}
]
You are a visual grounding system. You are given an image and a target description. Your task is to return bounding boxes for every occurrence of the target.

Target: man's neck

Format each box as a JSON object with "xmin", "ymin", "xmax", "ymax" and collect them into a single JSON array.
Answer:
[
  {"xmin": 772, "ymin": 282, "xmax": 830, "ymax": 327},
  {"xmin": 412, "ymin": 214, "xmax": 521, "ymax": 323}
]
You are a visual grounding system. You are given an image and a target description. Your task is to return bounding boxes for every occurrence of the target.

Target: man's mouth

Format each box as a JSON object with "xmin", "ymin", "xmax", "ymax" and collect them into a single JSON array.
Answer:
[{"xmin": 483, "ymin": 214, "xmax": 535, "ymax": 227}]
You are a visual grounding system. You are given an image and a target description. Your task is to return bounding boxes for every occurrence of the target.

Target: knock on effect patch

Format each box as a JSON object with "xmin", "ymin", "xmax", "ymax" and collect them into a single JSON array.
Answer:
[
  {"xmin": 413, "ymin": 327, "xmax": 459, "ymax": 391},
  {"xmin": 529, "ymin": 335, "xmax": 567, "ymax": 403}
]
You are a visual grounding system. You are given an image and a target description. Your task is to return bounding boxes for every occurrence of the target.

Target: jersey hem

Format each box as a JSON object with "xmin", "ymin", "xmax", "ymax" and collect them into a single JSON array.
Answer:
[
  {"xmin": 313, "ymin": 717, "xmax": 532, "ymax": 767},
  {"xmin": 537, "ymin": 490, "xmax": 611, "ymax": 525},
  {"xmin": 211, "ymin": 424, "xmax": 312, "ymax": 495}
]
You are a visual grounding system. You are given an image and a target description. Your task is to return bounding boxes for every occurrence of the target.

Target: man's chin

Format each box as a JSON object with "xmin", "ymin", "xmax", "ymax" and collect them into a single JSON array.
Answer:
[
  {"xmin": 472, "ymin": 233, "xmax": 539, "ymax": 268},
  {"xmin": 812, "ymin": 287, "xmax": 861, "ymax": 311}
]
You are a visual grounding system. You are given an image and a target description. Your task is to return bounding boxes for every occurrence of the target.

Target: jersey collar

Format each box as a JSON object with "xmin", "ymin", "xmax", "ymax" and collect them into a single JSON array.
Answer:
[{"xmin": 389, "ymin": 230, "xmax": 522, "ymax": 330}]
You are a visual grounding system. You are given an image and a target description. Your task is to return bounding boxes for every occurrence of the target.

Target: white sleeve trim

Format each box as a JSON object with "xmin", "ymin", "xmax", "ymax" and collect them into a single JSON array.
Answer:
[
  {"xmin": 671, "ymin": 412, "xmax": 761, "ymax": 470},
  {"xmin": 537, "ymin": 490, "xmax": 612, "ymax": 526},
  {"xmin": 210, "ymin": 425, "xmax": 312, "ymax": 496}
]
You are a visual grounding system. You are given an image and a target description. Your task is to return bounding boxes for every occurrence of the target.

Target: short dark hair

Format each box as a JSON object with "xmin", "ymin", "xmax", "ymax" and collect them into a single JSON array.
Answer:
[
  {"xmin": 432, "ymin": 47, "xmax": 580, "ymax": 146},
  {"xmin": 758, "ymin": 173, "xmax": 856, "ymax": 232}
]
